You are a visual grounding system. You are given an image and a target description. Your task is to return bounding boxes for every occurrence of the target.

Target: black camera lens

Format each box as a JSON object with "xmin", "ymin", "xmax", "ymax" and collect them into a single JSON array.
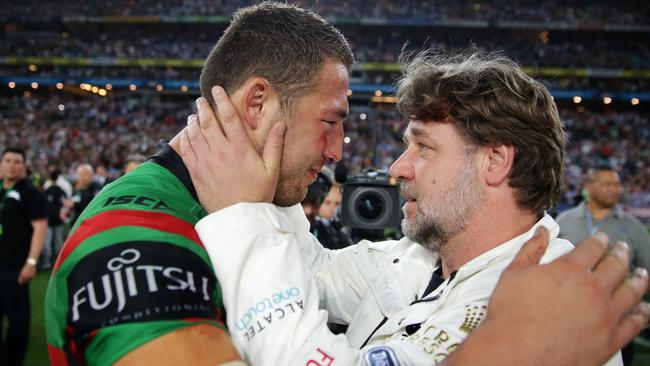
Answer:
[{"xmin": 357, "ymin": 193, "xmax": 384, "ymax": 220}]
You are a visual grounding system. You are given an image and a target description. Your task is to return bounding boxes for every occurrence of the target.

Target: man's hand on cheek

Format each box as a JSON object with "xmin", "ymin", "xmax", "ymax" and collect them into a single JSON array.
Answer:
[{"xmin": 180, "ymin": 85, "xmax": 287, "ymax": 214}]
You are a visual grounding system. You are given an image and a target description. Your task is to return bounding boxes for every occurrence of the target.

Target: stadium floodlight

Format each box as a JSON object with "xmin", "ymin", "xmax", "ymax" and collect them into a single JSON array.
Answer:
[
  {"xmin": 360, "ymin": 113, "xmax": 367, "ymax": 120},
  {"xmin": 344, "ymin": 136, "xmax": 351, "ymax": 144}
]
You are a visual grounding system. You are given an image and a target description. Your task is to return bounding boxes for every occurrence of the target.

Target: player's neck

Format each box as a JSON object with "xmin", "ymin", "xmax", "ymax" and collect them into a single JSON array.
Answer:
[{"xmin": 587, "ymin": 200, "xmax": 612, "ymax": 220}]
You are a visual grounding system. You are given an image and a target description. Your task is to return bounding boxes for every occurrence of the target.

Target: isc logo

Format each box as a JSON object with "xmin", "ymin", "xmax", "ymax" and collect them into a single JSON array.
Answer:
[{"xmin": 102, "ymin": 195, "xmax": 173, "ymax": 210}]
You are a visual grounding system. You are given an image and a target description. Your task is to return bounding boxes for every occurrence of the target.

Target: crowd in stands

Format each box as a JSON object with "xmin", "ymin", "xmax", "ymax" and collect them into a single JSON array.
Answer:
[
  {"xmin": 1, "ymin": 65, "xmax": 202, "ymax": 83},
  {"xmin": 4, "ymin": 65, "xmax": 646, "ymax": 95},
  {"xmin": 2, "ymin": 29, "xmax": 649, "ymax": 70},
  {"xmin": 2, "ymin": 0, "xmax": 648, "ymax": 24},
  {"xmin": 1, "ymin": 92, "xmax": 648, "ymax": 214}
]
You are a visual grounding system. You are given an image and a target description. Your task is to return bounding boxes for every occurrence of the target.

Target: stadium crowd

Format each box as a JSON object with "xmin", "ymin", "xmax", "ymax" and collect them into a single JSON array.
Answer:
[
  {"xmin": 2, "ymin": 0, "xmax": 648, "ymax": 24},
  {"xmin": 1, "ymin": 92, "xmax": 648, "ymax": 213},
  {"xmin": 2, "ymin": 29, "xmax": 649, "ymax": 70}
]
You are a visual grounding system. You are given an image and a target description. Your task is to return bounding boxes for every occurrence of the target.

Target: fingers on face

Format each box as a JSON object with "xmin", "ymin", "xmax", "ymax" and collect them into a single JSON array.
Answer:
[
  {"xmin": 196, "ymin": 97, "xmax": 226, "ymax": 139},
  {"xmin": 211, "ymin": 85, "xmax": 247, "ymax": 143},
  {"xmin": 261, "ymin": 122, "xmax": 287, "ymax": 175},
  {"xmin": 187, "ymin": 114, "xmax": 211, "ymax": 156}
]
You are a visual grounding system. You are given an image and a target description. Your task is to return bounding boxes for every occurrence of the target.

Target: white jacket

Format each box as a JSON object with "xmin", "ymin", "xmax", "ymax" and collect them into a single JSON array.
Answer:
[{"xmin": 196, "ymin": 203, "xmax": 622, "ymax": 366}]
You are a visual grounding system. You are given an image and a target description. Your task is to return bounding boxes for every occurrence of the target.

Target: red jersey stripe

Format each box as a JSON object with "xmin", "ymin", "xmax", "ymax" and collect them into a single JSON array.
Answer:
[{"xmin": 54, "ymin": 209, "xmax": 203, "ymax": 271}]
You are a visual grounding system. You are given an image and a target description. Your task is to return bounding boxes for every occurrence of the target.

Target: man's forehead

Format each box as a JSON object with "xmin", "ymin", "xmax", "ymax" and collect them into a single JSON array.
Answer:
[
  {"xmin": 2, "ymin": 152, "xmax": 24, "ymax": 162},
  {"xmin": 404, "ymin": 121, "xmax": 436, "ymax": 138},
  {"xmin": 596, "ymin": 170, "xmax": 620, "ymax": 181}
]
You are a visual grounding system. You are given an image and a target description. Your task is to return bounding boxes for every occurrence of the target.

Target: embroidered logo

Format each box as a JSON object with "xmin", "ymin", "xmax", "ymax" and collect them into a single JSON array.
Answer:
[{"xmin": 459, "ymin": 304, "xmax": 487, "ymax": 334}]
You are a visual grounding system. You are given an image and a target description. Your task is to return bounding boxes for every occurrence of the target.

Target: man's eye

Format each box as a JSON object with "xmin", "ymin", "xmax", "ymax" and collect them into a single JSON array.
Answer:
[
  {"xmin": 417, "ymin": 143, "xmax": 428, "ymax": 152},
  {"xmin": 322, "ymin": 120, "xmax": 336, "ymax": 125}
]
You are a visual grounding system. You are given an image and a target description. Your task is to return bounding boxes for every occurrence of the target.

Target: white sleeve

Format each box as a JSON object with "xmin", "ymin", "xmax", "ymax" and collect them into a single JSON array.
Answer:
[
  {"xmin": 196, "ymin": 202, "xmax": 436, "ymax": 366},
  {"xmin": 299, "ymin": 233, "xmax": 397, "ymax": 325}
]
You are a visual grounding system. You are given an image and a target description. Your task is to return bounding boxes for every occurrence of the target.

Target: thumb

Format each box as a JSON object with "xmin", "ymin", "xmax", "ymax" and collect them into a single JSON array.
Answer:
[
  {"xmin": 262, "ymin": 122, "xmax": 286, "ymax": 177},
  {"xmin": 508, "ymin": 226, "xmax": 550, "ymax": 271}
]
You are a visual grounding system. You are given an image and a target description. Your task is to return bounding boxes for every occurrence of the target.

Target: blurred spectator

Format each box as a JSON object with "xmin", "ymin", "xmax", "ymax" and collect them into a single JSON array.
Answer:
[
  {"xmin": 318, "ymin": 183, "xmax": 343, "ymax": 220},
  {"xmin": 301, "ymin": 173, "xmax": 331, "ymax": 228},
  {"xmin": 124, "ymin": 153, "xmax": 147, "ymax": 174},
  {"xmin": 40, "ymin": 169, "xmax": 67, "ymax": 270},
  {"xmin": 43, "ymin": 165, "xmax": 73, "ymax": 198},
  {"xmin": 0, "ymin": 147, "xmax": 47, "ymax": 366},
  {"xmin": 313, "ymin": 183, "xmax": 353, "ymax": 250},
  {"xmin": 557, "ymin": 165, "xmax": 650, "ymax": 270},
  {"xmin": 62, "ymin": 163, "xmax": 101, "ymax": 225},
  {"xmin": 556, "ymin": 165, "xmax": 650, "ymax": 364}
]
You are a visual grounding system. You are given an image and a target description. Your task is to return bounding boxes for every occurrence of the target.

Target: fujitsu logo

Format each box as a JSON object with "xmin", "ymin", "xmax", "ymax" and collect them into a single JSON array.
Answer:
[{"xmin": 70, "ymin": 248, "xmax": 212, "ymax": 322}]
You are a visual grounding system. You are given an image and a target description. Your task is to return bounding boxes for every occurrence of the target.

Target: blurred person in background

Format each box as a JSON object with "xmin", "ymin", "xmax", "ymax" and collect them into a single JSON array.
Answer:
[
  {"xmin": 301, "ymin": 173, "xmax": 330, "ymax": 228},
  {"xmin": 43, "ymin": 164, "xmax": 73, "ymax": 199},
  {"xmin": 557, "ymin": 164, "xmax": 650, "ymax": 365},
  {"xmin": 557, "ymin": 165, "xmax": 650, "ymax": 271},
  {"xmin": 318, "ymin": 182, "xmax": 342, "ymax": 220},
  {"xmin": 0, "ymin": 147, "xmax": 47, "ymax": 366},
  {"xmin": 314, "ymin": 182, "xmax": 353, "ymax": 250},
  {"xmin": 40, "ymin": 169, "xmax": 68, "ymax": 271},
  {"xmin": 123, "ymin": 153, "xmax": 147, "ymax": 175},
  {"xmin": 61, "ymin": 163, "xmax": 101, "ymax": 225}
]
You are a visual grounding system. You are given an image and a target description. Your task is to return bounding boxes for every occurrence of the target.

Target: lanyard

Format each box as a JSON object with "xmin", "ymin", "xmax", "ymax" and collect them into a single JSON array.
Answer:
[{"xmin": 584, "ymin": 203, "xmax": 598, "ymax": 236}]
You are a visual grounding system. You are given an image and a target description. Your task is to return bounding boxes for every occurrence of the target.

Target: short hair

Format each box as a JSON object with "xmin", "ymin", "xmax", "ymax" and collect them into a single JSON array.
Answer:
[
  {"xmin": 585, "ymin": 165, "xmax": 618, "ymax": 183},
  {"xmin": 200, "ymin": 2, "xmax": 354, "ymax": 112},
  {"xmin": 2, "ymin": 147, "xmax": 26, "ymax": 161},
  {"xmin": 124, "ymin": 154, "xmax": 146, "ymax": 166},
  {"xmin": 77, "ymin": 163, "xmax": 94, "ymax": 175},
  {"xmin": 396, "ymin": 50, "xmax": 566, "ymax": 216}
]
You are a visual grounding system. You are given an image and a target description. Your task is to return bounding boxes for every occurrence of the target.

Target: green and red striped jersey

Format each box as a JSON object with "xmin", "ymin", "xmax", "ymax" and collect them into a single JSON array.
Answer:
[{"xmin": 45, "ymin": 143, "xmax": 226, "ymax": 365}]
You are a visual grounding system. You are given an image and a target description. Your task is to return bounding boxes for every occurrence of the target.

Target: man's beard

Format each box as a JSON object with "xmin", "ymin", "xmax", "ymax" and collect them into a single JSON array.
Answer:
[
  {"xmin": 273, "ymin": 174, "xmax": 307, "ymax": 207},
  {"xmin": 401, "ymin": 158, "xmax": 482, "ymax": 252}
]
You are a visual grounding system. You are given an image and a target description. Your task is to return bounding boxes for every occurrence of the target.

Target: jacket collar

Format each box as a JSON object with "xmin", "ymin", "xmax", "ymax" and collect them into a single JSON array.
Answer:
[{"xmin": 148, "ymin": 140, "xmax": 198, "ymax": 202}]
